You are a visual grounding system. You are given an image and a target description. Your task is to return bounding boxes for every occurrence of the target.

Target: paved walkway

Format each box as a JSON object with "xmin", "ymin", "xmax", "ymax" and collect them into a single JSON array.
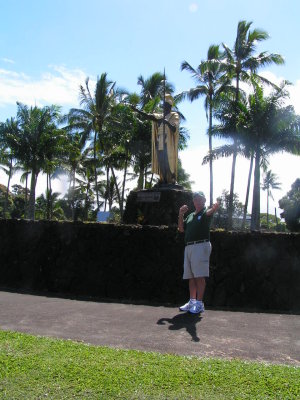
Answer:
[{"xmin": 0, "ymin": 290, "xmax": 299, "ymax": 366}]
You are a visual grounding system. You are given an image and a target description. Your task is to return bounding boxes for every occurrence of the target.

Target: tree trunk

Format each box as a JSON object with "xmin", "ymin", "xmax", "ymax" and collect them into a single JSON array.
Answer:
[
  {"xmin": 46, "ymin": 173, "xmax": 50, "ymax": 220},
  {"xmin": 72, "ymin": 169, "xmax": 76, "ymax": 221},
  {"xmin": 4, "ymin": 157, "xmax": 13, "ymax": 217},
  {"xmin": 149, "ymin": 173, "xmax": 154, "ymax": 187},
  {"xmin": 84, "ymin": 182, "xmax": 90, "ymax": 221},
  {"xmin": 105, "ymin": 167, "xmax": 109, "ymax": 212},
  {"xmin": 49, "ymin": 174, "xmax": 53, "ymax": 220},
  {"xmin": 137, "ymin": 165, "xmax": 144, "ymax": 190},
  {"xmin": 228, "ymin": 139, "xmax": 237, "ymax": 230},
  {"xmin": 242, "ymin": 153, "xmax": 254, "ymax": 229},
  {"xmin": 25, "ymin": 173, "xmax": 28, "ymax": 219},
  {"xmin": 208, "ymin": 100, "xmax": 213, "ymax": 207},
  {"xmin": 144, "ymin": 168, "xmax": 148, "ymax": 188},
  {"xmin": 275, "ymin": 207, "xmax": 279, "ymax": 229},
  {"xmin": 93, "ymin": 130, "xmax": 100, "ymax": 212},
  {"xmin": 121, "ymin": 156, "xmax": 129, "ymax": 220},
  {"xmin": 28, "ymin": 170, "xmax": 38, "ymax": 220},
  {"xmin": 266, "ymin": 190, "xmax": 269, "ymax": 229},
  {"xmin": 228, "ymin": 73, "xmax": 240, "ymax": 230},
  {"xmin": 111, "ymin": 167, "xmax": 122, "ymax": 215},
  {"xmin": 251, "ymin": 148, "xmax": 261, "ymax": 230}
]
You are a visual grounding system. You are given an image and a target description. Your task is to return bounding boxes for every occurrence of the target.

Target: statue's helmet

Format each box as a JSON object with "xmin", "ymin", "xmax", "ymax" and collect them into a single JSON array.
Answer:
[{"xmin": 164, "ymin": 93, "xmax": 173, "ymax": 105}]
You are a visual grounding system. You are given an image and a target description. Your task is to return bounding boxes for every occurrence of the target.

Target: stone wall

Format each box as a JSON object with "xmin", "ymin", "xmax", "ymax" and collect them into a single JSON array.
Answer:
[{"xmin": 0, "ymin": 219, "xmax": 299, "ymax": 312}]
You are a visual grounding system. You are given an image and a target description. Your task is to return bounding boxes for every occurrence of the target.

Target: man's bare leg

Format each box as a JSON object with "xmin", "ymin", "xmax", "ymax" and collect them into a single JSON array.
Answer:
[{"xmin": 189, "ymin": 277, "xmax": 206, "ymax": 301}]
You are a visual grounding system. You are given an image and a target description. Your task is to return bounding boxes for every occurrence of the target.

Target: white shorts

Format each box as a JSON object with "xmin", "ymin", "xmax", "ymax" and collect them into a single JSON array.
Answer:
[{"xmin": 183, "ymin": 241, "xmax": 212, "ymax": 279}]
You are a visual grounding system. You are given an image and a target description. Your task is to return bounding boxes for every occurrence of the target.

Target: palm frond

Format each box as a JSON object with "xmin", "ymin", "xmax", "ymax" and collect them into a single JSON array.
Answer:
[{"xmin": 202, "ymin": 144, "xmax": 236, "ymax": 164}]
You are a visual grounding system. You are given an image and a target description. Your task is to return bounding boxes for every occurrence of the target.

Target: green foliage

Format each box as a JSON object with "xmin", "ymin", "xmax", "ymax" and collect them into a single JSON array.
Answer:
[
  {"xmin": 0, "ymin": 184, "xmax": 13, "ymax": 218},
  {"xmin": 260, "ymin": 213, "xmax": 287, "ymax": 232},
  {"xmin": 177, "ymin": 158, "xmax": 194, "ymax": 190},
  {"xmin": 1, "ymin": 330, "xmax": 299, "ymax": 399},
  {"xmin": 279, "ymin": 178, "xmax": 300, "ymax": 231},
  {"xmin": 213, "ymin": 190, "xmax": 244, "ymax": 229},
  {"xmin": 35, "ymin": 191, "xmax": 66, "ymax": 221},
  {"xmin": 212, "ymin": 20, "xmax": 285, "ymax": 230}
]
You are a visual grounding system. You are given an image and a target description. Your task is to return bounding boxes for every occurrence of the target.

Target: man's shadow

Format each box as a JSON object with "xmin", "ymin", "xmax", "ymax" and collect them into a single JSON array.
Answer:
[{"xmin": 157, "ymin": 312, "xmax": 202, "ymax": 342}]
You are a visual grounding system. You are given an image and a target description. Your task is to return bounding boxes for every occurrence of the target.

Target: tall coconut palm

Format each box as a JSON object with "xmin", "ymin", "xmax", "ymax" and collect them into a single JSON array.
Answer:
[
  {"xmin": 240, "ymin": 84, "xmax": 300, "ymax": 230},
  {"xmin": 19, "ymin": 170, "xmax": 30, "ymax": 215},
  {"xmin": 74, "ymin": 152, "xmax": 105, "ymax": 221},
  {"xmin": 222, "ymin": 20, "xmax": 284, "ymax": 228},
  {"xmin": 67, "ymin": 73, "xmax": 117, "ymax": 212},
  {"xmin": 101, "ymin": 102, "xmax": 137, "ymax": 218},
  {"xmin": 0, "ymin": 118, "xmax": 19, "ymax": 216},
  {"xmin": 63, "ymin": 132, "xmax": 85, "ymax": 220},
  {"xmin": 262, "ymin": 170, "xmax": 281, "ymax": 228},
  {"xmin": 180, "ymin": 44, "xmax": 233, "ymax": 206},
  {"xmin": 11, "ymin": 103, "xmax": 63, "ymax": 220},
  {"xmin": 209, "ymin": 83, "xmax": 300, "ymax": 230}
]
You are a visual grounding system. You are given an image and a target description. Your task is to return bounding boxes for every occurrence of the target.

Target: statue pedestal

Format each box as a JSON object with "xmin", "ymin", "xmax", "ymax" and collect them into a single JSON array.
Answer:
[{"xmin": 123, "ymin": 186, "xmax": 195, "ymax": 227}]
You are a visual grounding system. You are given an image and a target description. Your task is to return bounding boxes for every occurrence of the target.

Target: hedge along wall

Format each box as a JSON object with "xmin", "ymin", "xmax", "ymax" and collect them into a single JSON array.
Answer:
[{"xmin": 0, "ymin": 219, "xmax": 299, "ymax": 312}]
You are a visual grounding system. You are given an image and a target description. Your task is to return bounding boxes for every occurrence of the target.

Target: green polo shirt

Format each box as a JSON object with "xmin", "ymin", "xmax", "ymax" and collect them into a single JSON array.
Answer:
[{"xmin": 184, "ymin": 208, "xmax": 212, "ymax": 244}]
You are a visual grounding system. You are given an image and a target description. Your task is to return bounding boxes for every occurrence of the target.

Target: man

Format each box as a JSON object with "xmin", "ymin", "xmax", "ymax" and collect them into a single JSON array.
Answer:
[
  {"xmin": 178, "ymin": 191, "xmax": 219, "ymax": 314},
  {"xmin": 132, "ymin": 94, "xmax": 179, "ymax": 184}
]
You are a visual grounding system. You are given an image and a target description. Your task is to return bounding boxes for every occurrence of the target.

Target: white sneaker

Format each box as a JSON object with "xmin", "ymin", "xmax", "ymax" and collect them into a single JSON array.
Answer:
[
  {"xmin": 179, "ymin": 300, "xmax": 194, "ymax": 312},
  {"xmin": 189, "ymin": 301, "xmax": 205, "ymax": 314}
]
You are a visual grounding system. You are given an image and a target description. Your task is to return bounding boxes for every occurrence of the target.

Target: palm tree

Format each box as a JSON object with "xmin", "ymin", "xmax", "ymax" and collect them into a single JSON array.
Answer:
[
  {"xmin": 0, "ymin": 118, "xmax": 19, "ymax": 217},
  {"xmin": 40, "ymin": 126, "xmax": 68, "ymax": 220},
  {"xmin": 262, "ymin": 170, "xmax": 281, "ymax": 228},
  {"xmin": 202, "ymin": 85, "xmax": 284, "ymax": 230},
  {"xmin": 11, "ymin": 103, "xmax": 63, "ymax": 220},
  {"xmin": 202, "ymin": 94, "xmax": 248, "ymax": 224},
  {"xmin": 99, "ymin": 175, "xmax": 120, "ymax": 213},
  {"xmin": 35, "ymin": 191, "xmax": 65, "ymax": 220},
  {"xmin": 62, "ymin": 132, "xmax": 86, "ymax": 220},
  {"xmin": 101, "ymin": 103, "xmax": 135, "ymax": 218},
  {"xmin": 222, "ymin": 20, "xmax": 284, "ymax": 228},
  {"xmin": 210, "ymin": 91, "xmax": 260, "ymax": 230},
  {"xmin": 137, "ymin": 72, "xmax": 174, "ymax": 111},
  {"xmin": 67, "ymin": 73, "xmax": 118, "ymax": 212},
  {"xmin": 238, "ymin": 84, "xmax": 300, "ymax": 230},
  {"xmin": 180, "ymin": 44, "xmax": 233, "ymax": 205},
  {"xmin": 75, "ymin": 154, "xmax": 102, "ymax": 221}
]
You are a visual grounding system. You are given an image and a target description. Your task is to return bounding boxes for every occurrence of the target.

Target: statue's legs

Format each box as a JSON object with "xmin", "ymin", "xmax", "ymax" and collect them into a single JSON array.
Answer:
[{"xmin": 157, "ymin": 149, "xmax": 175, "ymax": 184}]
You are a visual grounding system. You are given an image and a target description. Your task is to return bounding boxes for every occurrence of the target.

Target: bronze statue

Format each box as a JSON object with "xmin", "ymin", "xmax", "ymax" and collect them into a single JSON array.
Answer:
[{"xmin": 133, "ymin": 94, "xmax": 180, "ymax": 184}]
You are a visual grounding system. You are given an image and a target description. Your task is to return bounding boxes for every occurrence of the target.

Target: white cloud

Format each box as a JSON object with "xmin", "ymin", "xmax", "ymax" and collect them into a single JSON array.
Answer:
[
  {"xmin": 0, "ymin": 169, "xmax": 69, "ymax": 199},
  {"xmin": 1, "ymin": 58, "xmax": 15, "ymax": 64},
  {"xmin": 0, "ymin": 65, "xmax": 89, "ymax": 109},
  {"xmin": 287, "ymin": 79, "xmax": 300, "ymax": 114},
  {"xmin": 189, "ymin": 3, "xmax": 198, "ymax": 13}
]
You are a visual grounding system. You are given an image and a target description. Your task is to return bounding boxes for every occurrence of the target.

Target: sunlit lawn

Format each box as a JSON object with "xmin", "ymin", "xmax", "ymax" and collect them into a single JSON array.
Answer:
[{"xmin": 0, "ymin": 330, "xmax": 299, "ymax": 399}]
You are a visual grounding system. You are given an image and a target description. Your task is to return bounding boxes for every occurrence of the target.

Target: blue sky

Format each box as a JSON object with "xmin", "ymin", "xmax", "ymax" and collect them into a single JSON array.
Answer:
[{"xmin": 1, "ymin": 0, "xmax": 300, "ymax": 214}]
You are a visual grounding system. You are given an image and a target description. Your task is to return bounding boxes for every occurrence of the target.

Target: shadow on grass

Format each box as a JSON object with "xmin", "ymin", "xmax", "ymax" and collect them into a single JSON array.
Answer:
[{"xmin": 157, "ymin": 312, "xmax": 202, "ymax": 342}]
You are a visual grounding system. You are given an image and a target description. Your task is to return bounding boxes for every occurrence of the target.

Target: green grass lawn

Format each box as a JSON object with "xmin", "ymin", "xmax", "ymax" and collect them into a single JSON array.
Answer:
[{"xmin": 0, "ymin": 330, "xmax": 299, "ymax": 399}]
